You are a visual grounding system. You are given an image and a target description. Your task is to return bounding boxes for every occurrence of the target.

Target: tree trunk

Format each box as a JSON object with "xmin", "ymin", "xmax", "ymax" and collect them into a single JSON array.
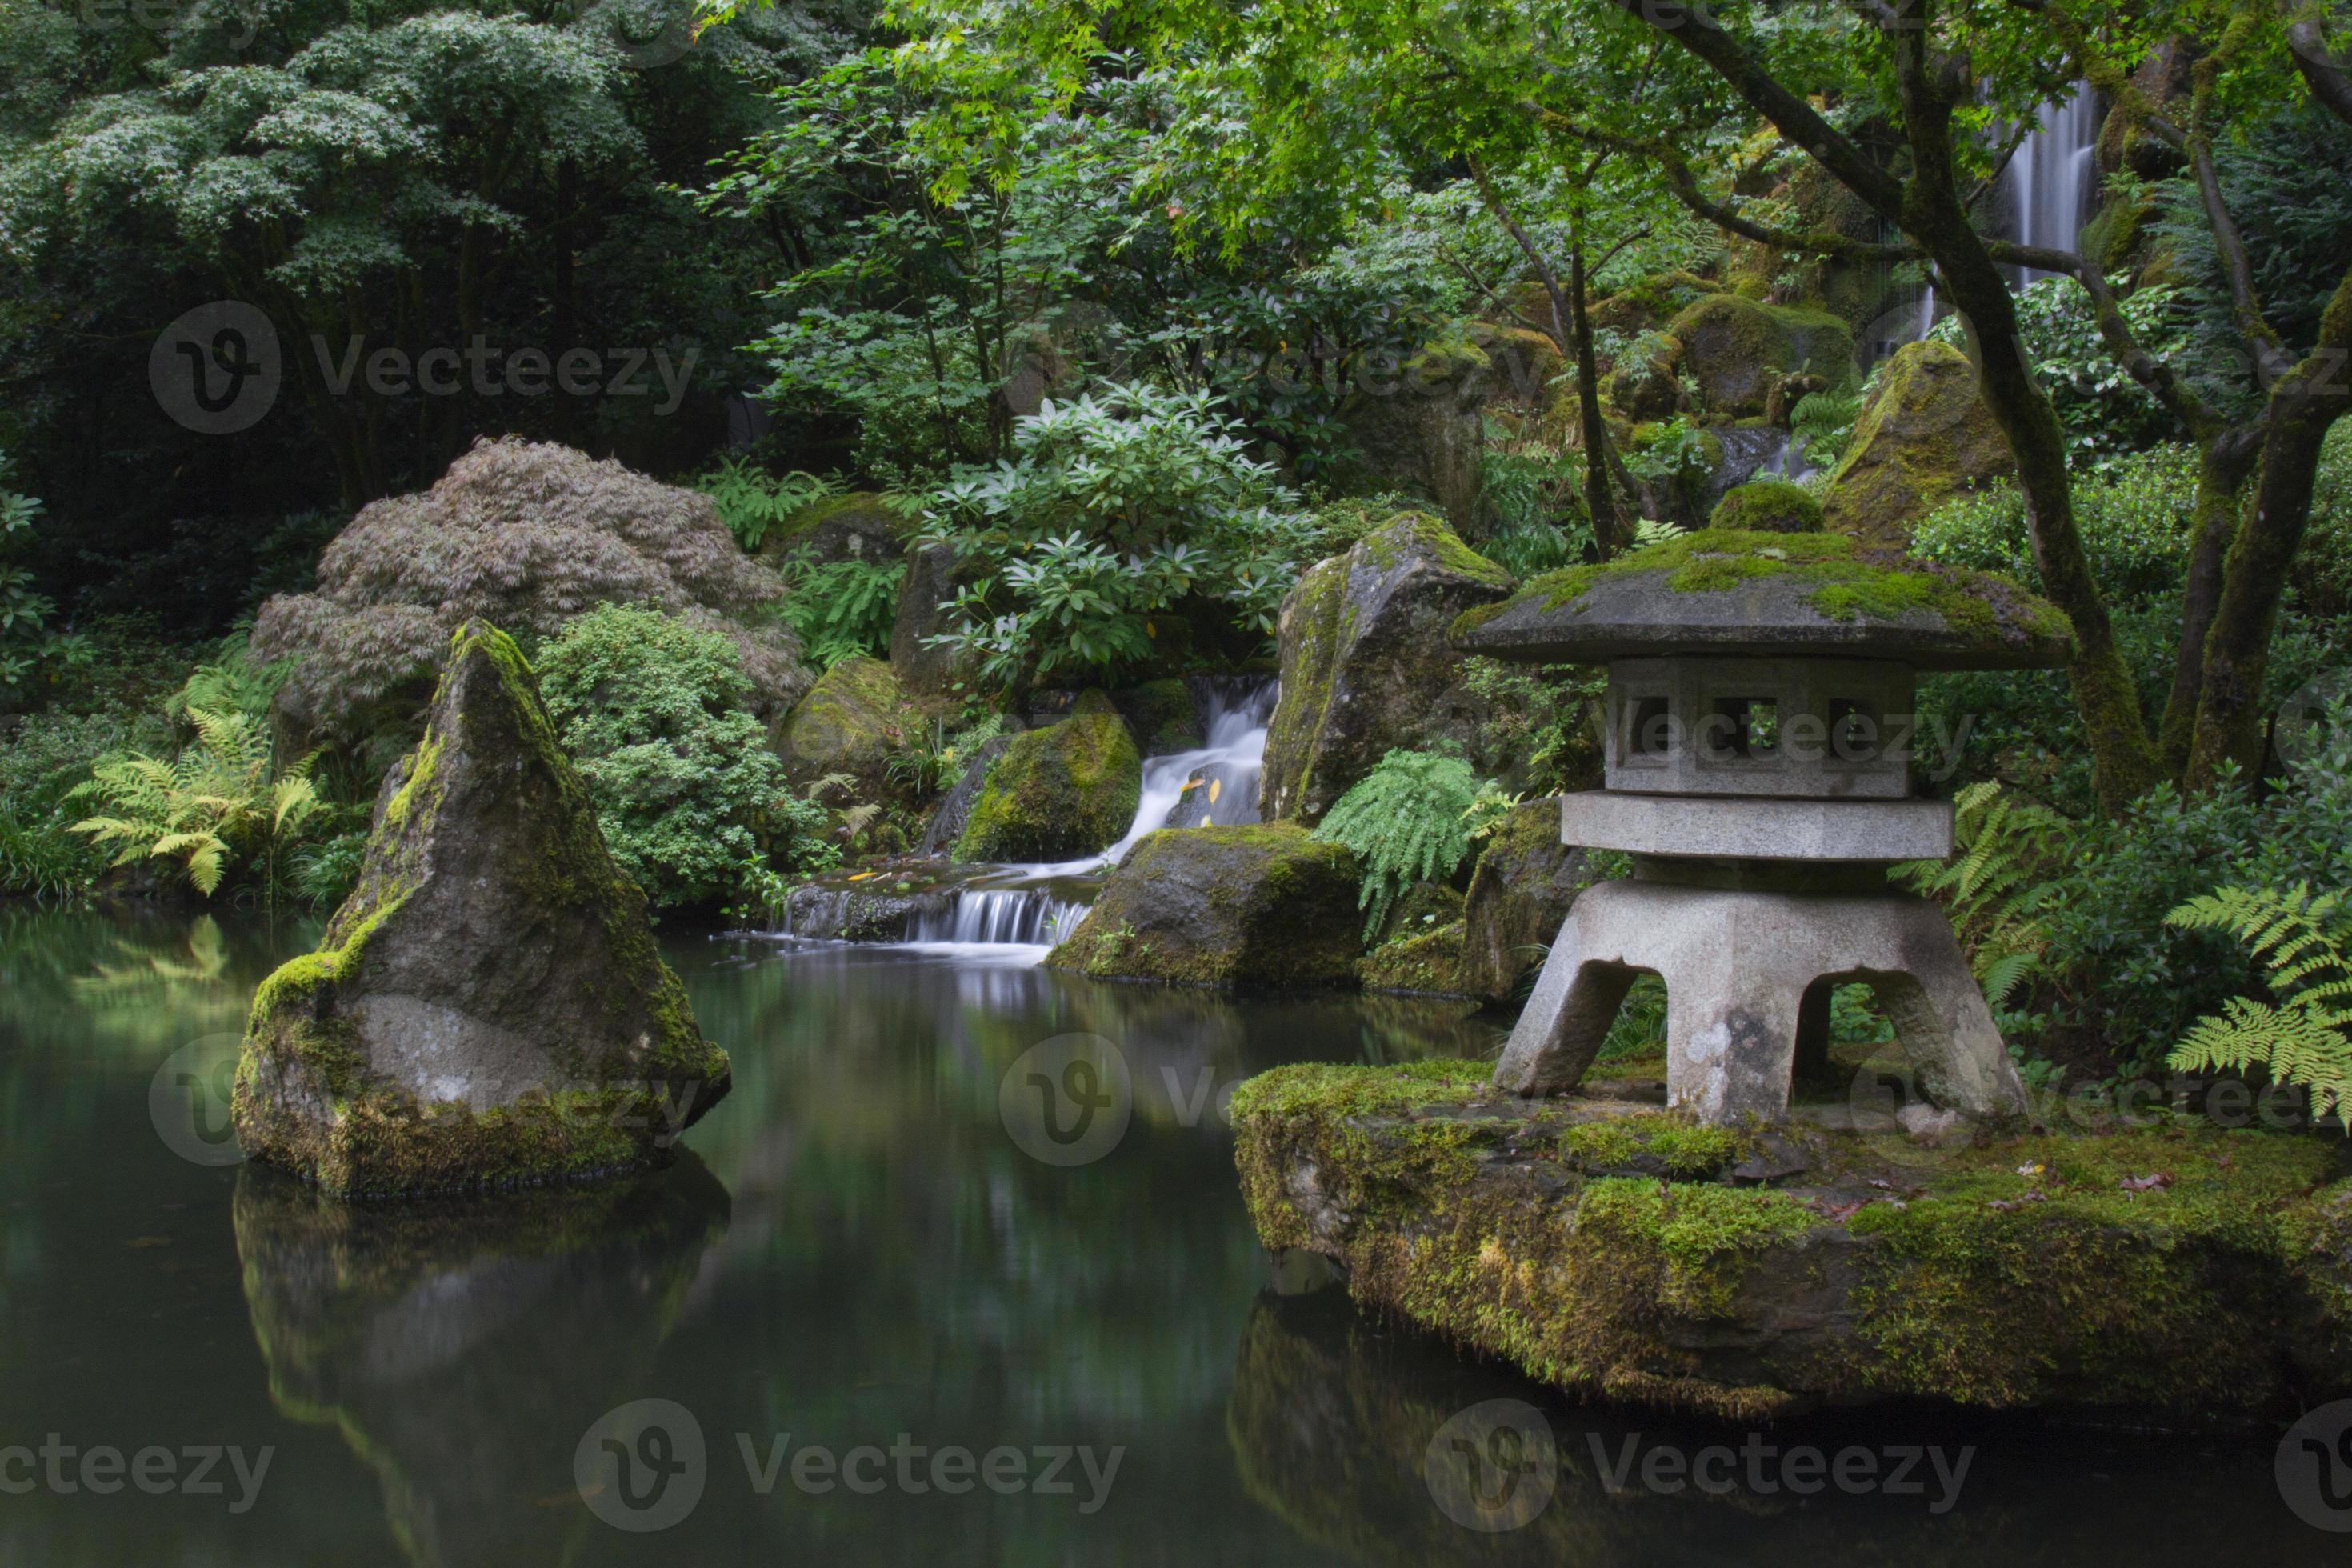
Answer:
[
  {"xmin": 1566, "ymin": 228, "xmax": 1627, "ymax": 555},
  {"xmin": 2157, "ymin": 435, "xmax": 2255, "ymax": 772}
]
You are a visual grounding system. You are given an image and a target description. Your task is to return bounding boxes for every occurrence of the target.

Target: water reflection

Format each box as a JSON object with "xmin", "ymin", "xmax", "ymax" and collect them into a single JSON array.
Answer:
[{"xmin": 233, "ymin": 1161, "xmax": 730, "ymax": 1568}]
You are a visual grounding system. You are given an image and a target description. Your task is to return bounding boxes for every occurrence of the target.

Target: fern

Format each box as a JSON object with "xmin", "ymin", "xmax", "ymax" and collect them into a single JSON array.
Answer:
[
  {"xmin": 2166, "ymin": 882, "xmax": 2352, "ymax": 1130},
  {"xmin": 66, "ymin": 709, "xmax": 322, "ymax": 900},
  {"xmin": 1894, "ymin": 782, "xmax": 2076, "ymax": 1007},
  {"xmin": 1312, "ymin": 749, "xmax": 1490, "ymax": 938},
  {"xmin": 1788, "ymin": 388, "xmax": 1867, "ymax": 470},
  {"xmin": 781, "ymin": 556, "xmax": 905, "ymax": 669},
  {"xmin": 696, "ymin": 459, "xmax": 842, "ymax": 552}
]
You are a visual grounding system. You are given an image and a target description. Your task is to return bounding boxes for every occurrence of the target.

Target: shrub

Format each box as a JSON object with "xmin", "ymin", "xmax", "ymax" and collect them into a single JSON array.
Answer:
[
  {"xmin": 535, "ymin": 605, "xmax": 794, "ymax": 911},
  {"xmin": 1910, "ymin": 444, "xmax": 2198, "ymax": 610},
  {"xmin": 1311, "ymin": 748, "xmax": 1501, "ymax": 937},
  {"xmin": 694, "ymin": 461, "xmax": 842, "ymax": 553},
  {"xmin": 919, "ymin": 383, "xmax": 1323, "ymax": 690},
  {"xmin": 779, "ymin": 556, "xmax": 905, "ymax": 670},
  {"xmin": 252, "ymin": 438, "xmax": 810, "ymax": 746}
]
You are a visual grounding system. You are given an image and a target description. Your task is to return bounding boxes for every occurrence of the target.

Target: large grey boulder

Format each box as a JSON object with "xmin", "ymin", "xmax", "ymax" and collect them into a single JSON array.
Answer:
[
  {"xmin": 1334, "ymin": 339, "xmax": 1489, "ymax": 536},
  {"xmin": 1048, "ymin": 825, "xmax": 1362, "ymax": 988},
  {"xmin": 888, "ymin": 542, "xmax": 973, "ymax": 706},
  {"xmin": 770, "ymin": 654, "xmax": 918, "ymax": 796},
  {"xmin": 1460, "ymin": 801, "xmax": 1594, "ymax": 1004},
  {"xmin": 234, "ymin": 620, "xmax": 732, "ymax": 1197},
  {"xmin": 1822, "ymin": 340, "xmax": 2016, "ymax": 545},
  {"xmin": 1260, "ymin": 513, "xmax": 1512, "ymax": 824}
]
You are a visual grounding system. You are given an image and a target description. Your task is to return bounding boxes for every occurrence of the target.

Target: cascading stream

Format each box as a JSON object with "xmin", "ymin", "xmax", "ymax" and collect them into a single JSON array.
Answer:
[{"xmin": 778, "ymin": 676, "xmax": 1280, "ymax": 955}]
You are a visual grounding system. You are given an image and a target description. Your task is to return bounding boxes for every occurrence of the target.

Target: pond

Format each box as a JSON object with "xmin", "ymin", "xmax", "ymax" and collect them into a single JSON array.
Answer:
[{"xmin": 0, "ymin": 906, "xmax": 2317, "ymax": 1564}]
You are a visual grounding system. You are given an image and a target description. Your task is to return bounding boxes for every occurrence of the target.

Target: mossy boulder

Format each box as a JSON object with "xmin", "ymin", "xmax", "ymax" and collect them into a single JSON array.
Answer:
[
  {"xmin": 1335, "ymin": 337, "xmax": 1490, "ymax": 535},
  {"xmin": 1232, "ymin": 1061, "xmax": 2352, "ymax": 1424},
  {"xmin": 756, "ymin": 490, "xmax": 906, "ymax": 567},
  {"xmin": 1709, "ymin": 478, "xmax": 1825, "ymax": 534},
  {"xmin": 1467, "ymin": 324, "xmax": 1565, "ymax": 406},
  {"xmin": 953, "ymin": 699, "xmax": 1142, "ymax": 862},
  {"xmin": 1461, "ymin": 801, "xmax": 1598, "ymax": 1004},
  {"xmin": 1604, "ymin": 334, "xmax": 1683, "ymax": 422},
  {"xmin": 1047, "ymin": 823, "xmax": 1362, "ymax": 988},
  {"xmin": 234, "ymin": 1158, "xmax": 728, "ymax": 1562},
  {"xmin": 1666, "ymin": 295, "xmax": 1854, "ymax": 418},
  {"xmin": 1822, "ymin": 341, "xmax": 2015, "ymax": 545},
  {"xmin": 1262, "ymin": 513, "xmax": 1512, "ymax": 824},
  {"xmin": 1357, "ymin": 919, "xmax": 1470, "ymax": 997},
  {"xmin": 770, "ymin": 654, "xmax": 918, "ymax": 794},
  {"xmin": 234, "ymin": 621, "xmax": 733, "ymax": 1198},
  {"xmin": 1452, "ymin": 527, "xmax": 2073, "ymax": 670}
]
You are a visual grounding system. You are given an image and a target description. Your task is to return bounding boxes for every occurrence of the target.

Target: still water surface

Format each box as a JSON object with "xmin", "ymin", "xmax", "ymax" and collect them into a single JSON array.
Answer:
[{"xmin": 0, "ymin": 907, "xmax": 2314, "ymax": 1564}]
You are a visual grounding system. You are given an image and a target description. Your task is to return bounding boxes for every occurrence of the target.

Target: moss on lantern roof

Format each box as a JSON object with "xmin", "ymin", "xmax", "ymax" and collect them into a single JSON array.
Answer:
[{"xmin": 1451, "ymin": 528, "xmax": 2072, "ymax": 670}]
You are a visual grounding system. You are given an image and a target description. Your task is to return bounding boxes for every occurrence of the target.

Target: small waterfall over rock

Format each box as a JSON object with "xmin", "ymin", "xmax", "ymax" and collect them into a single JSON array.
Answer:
[
  {"xmin": 774, "ymin": 676, "xmax": 1280, "ymax": 955},
  {"xmin": 2010, "ymin": 86, "xmax": 2100, "ymax": 282}
]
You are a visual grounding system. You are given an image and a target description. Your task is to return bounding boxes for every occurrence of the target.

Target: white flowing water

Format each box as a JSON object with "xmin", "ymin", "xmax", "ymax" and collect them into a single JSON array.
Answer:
[
  {"xmin": 2010, "ymin": 86, "xmax": 2100, "ymax": 282},
  {"xmin": 787, "ymin": 678, "xmax": 1281, "ymax": 959},
  {"xmin": 1756, "ymin": 429, "xmax": 1818, "ymax": 484}
]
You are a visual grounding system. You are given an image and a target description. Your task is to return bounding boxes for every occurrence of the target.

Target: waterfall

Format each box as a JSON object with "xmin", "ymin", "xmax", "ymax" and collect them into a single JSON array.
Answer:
[
  {"xmin": 774, "ymin": 677, "xmax": 1281, "ymax": 956},
  {"xmin": 1756, "ymin": 429, "xmax": 1817, "ymax": 484},
  {"xmin": 2010, "ymin": 86, "xmax": 2100, "ymax": 282}
]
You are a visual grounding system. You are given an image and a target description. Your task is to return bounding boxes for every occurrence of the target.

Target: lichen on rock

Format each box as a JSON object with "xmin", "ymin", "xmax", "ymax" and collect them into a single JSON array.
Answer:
[
  {"xmin": 771, "ymin": 654, "xmax": 918, "ymax": 795},
  {"xmin": 1048, "ymin": 823, "xmax": 1362, "ymax": 989},
  {"xmin": 234, "ymin": 620, "xmax": 731, "ymax": 1198}
]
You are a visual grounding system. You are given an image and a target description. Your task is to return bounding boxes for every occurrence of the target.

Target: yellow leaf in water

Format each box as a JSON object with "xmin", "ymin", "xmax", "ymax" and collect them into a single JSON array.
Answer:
[
  {"xmin": 847, "ymin": 871, "xmax": 878, "ymax": 882},
  {"xmin": 1208, "ymin": 778, "xmax": 1222, "ymax": 804}
]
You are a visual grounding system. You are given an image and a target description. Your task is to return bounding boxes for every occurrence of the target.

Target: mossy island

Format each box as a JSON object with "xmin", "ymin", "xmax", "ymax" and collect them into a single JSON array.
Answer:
[{"xmin": 1230, "ymin": 1058, "xmax": 2352, "ymax": 1427}]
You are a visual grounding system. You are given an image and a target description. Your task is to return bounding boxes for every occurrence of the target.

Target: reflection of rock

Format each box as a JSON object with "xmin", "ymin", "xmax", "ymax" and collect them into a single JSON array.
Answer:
[
  {"xmin": 1260, "ymin": 514, "xmax": 1511, "ymax": 824},
  {"xmin": 235, "ymin": 622, "xmax": 732, "ymax": 1196},
  {"xmin": 234, "ymin": 1159, "xmax": 730, "ymax": 1568}
]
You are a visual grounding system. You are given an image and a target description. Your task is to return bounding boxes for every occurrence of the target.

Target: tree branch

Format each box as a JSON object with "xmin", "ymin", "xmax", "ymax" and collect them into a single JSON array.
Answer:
[{"xmin": 2287, "ymin": 14, "xmax": 2352, "ymax": 126}]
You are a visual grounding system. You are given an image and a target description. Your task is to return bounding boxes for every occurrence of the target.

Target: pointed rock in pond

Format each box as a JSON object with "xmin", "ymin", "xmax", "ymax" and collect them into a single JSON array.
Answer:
[{"xmin": 234, "ymin": 620, "xmax": 731, "ymax": 1197}]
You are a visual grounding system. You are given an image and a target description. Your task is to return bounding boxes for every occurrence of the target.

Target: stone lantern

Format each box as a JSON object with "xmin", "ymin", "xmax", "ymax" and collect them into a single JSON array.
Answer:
[{"xmin": 1453, "ymin": 530, "xmax": 2071, "ymax": 1126}]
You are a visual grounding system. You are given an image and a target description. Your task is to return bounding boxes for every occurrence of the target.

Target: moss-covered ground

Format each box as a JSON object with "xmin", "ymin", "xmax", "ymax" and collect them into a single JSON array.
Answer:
[{"xmin": 1231, "ymin": 1059, "xmax": 2352, "ymax": 1426}]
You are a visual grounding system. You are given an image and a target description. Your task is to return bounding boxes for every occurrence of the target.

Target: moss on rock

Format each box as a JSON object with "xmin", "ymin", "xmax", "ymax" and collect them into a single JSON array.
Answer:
[
  {"xmin": 1822, "ymin": 341, "xmax": 2016, "ymax": 545},
  {"xmin": 1047, "ymin": 822, "xmax": 1362, "ymax": 988},
  {"xmin": 757, "ymin": 490, "xmax": 908, "ymax": 566},
  {"xmin": 1114, "ymin": 678, "xmax": 1202, "ymax": 752},
  {"xmin": 1357, "ymin": 918, "xmax": 1470, "ymax": 997},
  {"xmin": 1230, "ymin": 1061, "xmax": 2352, "ymax": 1423},
  {"xmin": 953, "ymin": 699, "xmax": 1142, "ymax": 862},
  {"xmin": 234, "ymin": 620, "xmax": 731, "ymax": 1198},
  {"xmin": 1666, "ymin": 295, "xmax": 1854, "ymax": 418},
  {"xmin": 770, "ymin": 654, "xmax": 917, "ymax": 793},
  {"xmin": 1708, "ymin": 478, "xmax": 1825, "ymax": 534}
]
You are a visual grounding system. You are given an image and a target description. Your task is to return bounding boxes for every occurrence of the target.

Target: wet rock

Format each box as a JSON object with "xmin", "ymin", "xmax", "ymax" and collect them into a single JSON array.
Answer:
[
  {"xmin": 1260, "ymin": 513, "xmax": 1511, "ymax": 825},
  {"xmin": 770, "ymin": 654, "xmax": 918, "ymax": 796},
  {"xmin": 1114, "ymin": 678, "xmax": 1204, "ymax": 753},
  {"xmin": 1460, "ymin": 801, "xmax": 1596, "ymax": 1005},
  {"xmin": 954, "ymin": 695, "xmax": 1142, "ymax": 862},
  {"xmin": 234, "ymin": 621, "xmax": 732, "ymax": 1196},
  {"xmin": 1048, "ymin": 824, "xmax": 1362, "ymax": 988},
  {"xmin": 1822, "ymin": 340, "xmax": 2015, "ymax": 544},
  {"xmin": 919, "ymin": 734, "xmax": 1018, "ymax": 856}
]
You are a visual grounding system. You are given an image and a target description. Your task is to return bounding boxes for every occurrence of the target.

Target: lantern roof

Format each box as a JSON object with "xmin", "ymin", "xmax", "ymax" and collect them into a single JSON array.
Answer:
[{"xmin": 1450, "ymin": 528, "xmax": 2072, "ymax": 671}]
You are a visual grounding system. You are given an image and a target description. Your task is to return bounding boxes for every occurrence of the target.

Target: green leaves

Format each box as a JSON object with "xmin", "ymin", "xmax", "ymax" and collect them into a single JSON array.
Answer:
[
  {"xmin": 2166, "ymin": 882, "xmax": 2352, "ymax": 1132},
  {"xmin": 1311, "ymin": 747, "xmax": 1493, "ymax": 938}
]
